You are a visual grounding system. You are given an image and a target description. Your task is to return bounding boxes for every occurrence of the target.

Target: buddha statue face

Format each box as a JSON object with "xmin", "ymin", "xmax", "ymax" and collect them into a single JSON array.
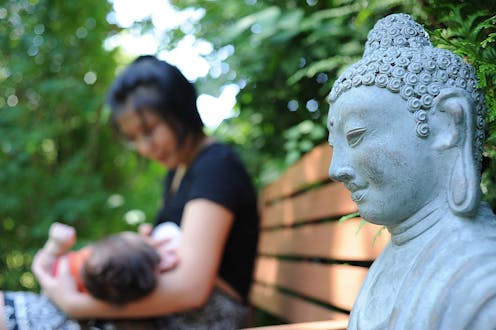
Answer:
[
  {"xmin": 327, "ymin": 13, "xmax": 485, "ymax": 223},
  {"xmin": 328, "ymin": 86, "xmax": 439, "ymax": 226}
]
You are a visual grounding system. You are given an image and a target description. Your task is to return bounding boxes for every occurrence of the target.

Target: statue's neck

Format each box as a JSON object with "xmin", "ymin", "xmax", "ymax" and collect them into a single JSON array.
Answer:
[{"xmin": 388, "ymin": 197, "xmax": 446, "ymax": 246}]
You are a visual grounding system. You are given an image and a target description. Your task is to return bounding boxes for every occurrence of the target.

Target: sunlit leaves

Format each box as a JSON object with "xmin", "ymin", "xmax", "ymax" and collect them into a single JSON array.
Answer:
[{"xmin": 0, "ymin": 0, "xmax": 147, "ymax": 290}]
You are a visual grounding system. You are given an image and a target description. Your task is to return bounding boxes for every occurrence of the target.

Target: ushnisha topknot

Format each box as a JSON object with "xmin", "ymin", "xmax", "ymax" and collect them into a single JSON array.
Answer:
[{"xmin": 328, "ymin": 13, "xmax": 485, "ymax": 168}]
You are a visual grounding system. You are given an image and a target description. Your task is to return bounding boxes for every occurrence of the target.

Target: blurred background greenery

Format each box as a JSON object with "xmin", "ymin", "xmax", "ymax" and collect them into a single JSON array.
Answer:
[{"xmin": 1, "ymin": 0, "xmax": 495, "ymax": 302}]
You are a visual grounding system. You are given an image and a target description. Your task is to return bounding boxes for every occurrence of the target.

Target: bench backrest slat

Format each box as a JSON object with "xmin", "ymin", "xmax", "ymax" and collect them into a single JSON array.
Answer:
[
  {"xmin": 250, "ymin": 283, "xmax": 348, "ymax": 323},
  {"xmin": 262, "ymin": 144, "xmax": 332, "ymax": 202},
  {"xmin": 257, "ymin": 218, "xmax": 389, "ymax": 261},
  {"xmin": 254, "ymin": 257, "xmax": 368, "ymax": 311},
  {"xmin": 262, "ymin": 183, "xmax": 358, "ymax": 228}
]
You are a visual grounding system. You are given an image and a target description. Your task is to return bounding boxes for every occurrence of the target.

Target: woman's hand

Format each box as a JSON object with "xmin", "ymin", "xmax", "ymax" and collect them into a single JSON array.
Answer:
[
  {"xmin": 32, "ymin": 251, "xmax": 80, "ymax": 314},
  {"xmin": 31, "ymin": 249, "xmax": 57, "ymax": 292},
  {"xmin": 139, "ymin": 222, "xmax": 180, "ymax": 271},
  {"xmin": 34, "ymin": 253, "xmax": 113, "ymax": 319},
  {"xmin": 154, "ymin": 237, "xmax": 180, "ymax": 272}
]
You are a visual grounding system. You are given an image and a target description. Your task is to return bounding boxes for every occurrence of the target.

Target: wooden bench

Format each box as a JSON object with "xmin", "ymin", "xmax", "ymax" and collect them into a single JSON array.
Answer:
[{"xmin": 244, "ymin": 143, "xmax": 390, "ymax": 329}]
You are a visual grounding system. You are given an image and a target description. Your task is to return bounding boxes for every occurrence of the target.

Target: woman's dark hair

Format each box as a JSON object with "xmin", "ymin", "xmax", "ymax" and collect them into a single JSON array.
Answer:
[{"xmin": 106, "ymin": 55, "xmax": 204, "ymax": 139}]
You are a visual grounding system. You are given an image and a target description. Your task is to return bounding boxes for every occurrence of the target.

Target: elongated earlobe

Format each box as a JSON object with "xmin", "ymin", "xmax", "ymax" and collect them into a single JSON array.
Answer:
[
  {"xmin": 449, "ymin": 150, "xmax": 480, "ymax": 216},
  {"xmin": 432, "ymin": 89, "xmax": 481, "ymax": 216}
]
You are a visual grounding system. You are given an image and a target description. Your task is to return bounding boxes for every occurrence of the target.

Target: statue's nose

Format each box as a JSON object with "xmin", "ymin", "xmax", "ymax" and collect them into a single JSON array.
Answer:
[
  {"xmin": 329, "ymin": 154, "xmax": 354, "ymax": 183},
  {"xmin": 330, "ymin": 165, "xmax": 354, "ymax": 183}
]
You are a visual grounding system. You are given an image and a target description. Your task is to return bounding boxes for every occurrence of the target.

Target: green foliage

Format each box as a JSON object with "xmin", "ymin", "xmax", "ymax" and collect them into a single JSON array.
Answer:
[
  {"xmin": 168, "ymin": 1, "xmax": 496, "ymax": 210},
  {"xmin": 173, "ymin": 0, "xmax": 418, "ymax": 187},
  {"xmin": 423, "ymin": 3, "xmax": 496, "ymax": 208},
  {"xmin": 2, "ymin": 0, "xmax": 495, "ymax": 298},
  {"xmin": 338, "ymin": 212, "xmax": 360, "ymax": 224},
  {"xmin": 283, "ymin": 119, "xmax": 327, "ymax": 165},
  {"xmin": 0, "ymin": 0, "xmax": 163, "ymax": 290}
]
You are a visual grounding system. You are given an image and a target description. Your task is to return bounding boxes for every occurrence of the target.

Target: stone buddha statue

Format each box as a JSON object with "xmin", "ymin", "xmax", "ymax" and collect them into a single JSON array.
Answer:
[{"xmin": 327, "ymin": 13, "xmax": 496, "ymax": 329}]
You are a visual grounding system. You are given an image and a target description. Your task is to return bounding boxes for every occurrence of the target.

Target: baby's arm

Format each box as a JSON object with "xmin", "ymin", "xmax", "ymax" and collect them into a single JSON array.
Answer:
[{"xmin": 40, "ymin": 222, "xmax": 77, "ymax": 269}]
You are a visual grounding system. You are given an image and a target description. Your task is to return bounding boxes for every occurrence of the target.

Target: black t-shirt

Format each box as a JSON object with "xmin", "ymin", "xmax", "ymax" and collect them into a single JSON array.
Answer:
[{"xmin": 155, "ymin": 143, "xmax": 260, "ymax": 303}]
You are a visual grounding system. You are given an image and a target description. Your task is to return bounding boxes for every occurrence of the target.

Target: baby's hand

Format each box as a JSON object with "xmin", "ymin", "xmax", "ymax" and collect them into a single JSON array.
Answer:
[
  {"xmin": 47, "ymin": 222, "xmax": 76, "ymax": 254},
  {"xmin": 138, "ymin": 223, "xmax": 153, "ymax": 237},
  {"xmin": 49, "ymin": 222, "xmax": 76, "ymax": 243}
]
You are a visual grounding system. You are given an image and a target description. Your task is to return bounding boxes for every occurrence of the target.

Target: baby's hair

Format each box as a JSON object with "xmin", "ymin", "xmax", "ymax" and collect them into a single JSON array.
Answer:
[{"xmin": 82, "ymin": 232, "xmax": 161, "ymax": 305}]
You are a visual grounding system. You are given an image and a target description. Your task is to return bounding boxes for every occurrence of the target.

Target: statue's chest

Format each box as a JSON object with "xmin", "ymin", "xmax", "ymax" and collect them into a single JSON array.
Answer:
[{"xmin": 351, "ymin": 244, "xmax": 418, "ymax": 329}]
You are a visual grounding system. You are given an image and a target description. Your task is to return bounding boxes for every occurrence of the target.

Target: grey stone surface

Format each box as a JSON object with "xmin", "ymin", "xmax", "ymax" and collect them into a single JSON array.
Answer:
[{"xmin": 327, "ymin": 13, "xmax": 496, "ymax": 330}]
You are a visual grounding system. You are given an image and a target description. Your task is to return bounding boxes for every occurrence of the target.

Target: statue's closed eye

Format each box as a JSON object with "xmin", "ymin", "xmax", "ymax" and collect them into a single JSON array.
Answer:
[{"xmin": 346, "ymin": 128, "xmax": 367, "ymax": 147}]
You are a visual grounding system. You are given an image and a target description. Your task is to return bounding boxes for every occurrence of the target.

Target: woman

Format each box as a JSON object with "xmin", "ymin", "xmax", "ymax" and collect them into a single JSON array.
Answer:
[{"xmin": 4, "ymin": 55, "xmax": 260, "ymax": 329}]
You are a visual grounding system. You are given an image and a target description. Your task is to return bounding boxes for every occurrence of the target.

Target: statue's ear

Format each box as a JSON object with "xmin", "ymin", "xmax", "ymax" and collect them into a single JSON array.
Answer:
[{"xmin": 430, "ymin": 88, "xmax": 480, "ymax": 216}]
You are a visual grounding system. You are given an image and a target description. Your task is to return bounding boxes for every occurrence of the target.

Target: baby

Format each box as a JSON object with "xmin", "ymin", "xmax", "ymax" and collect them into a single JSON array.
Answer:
[{"xmin": 40, "ymin": 222, "xmax": 181, "ymax": 305}]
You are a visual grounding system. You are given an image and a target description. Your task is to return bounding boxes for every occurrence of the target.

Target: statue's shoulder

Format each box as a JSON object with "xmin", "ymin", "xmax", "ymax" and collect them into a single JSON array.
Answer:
[
  {"xmin": 456, "ymin": 202, "xmax": 496, "ymax": 242},
  {"xmin": 393, "ymin": 206, "xmax": 496, "ymax": 329},
  {"xmin": 428, "ymin": 230, "xmax": 496, "ymax": 330}
]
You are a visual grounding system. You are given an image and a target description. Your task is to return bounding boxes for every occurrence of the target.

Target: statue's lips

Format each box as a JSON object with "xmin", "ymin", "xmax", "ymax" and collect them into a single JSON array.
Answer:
[{"xmin": 351, "ymin": 190, "xmax": 366, "ymax": 202}]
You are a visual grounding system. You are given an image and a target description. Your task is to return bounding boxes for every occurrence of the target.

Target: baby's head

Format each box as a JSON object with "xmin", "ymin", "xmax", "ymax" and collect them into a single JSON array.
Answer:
[{"xmin": 82, "ymin": 232, "xmax": 161, "ymax": 305}]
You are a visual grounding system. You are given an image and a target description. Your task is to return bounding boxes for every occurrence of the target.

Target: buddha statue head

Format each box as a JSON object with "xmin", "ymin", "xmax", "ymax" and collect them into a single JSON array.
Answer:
[{"xmin": 327, "ymin": 13, "xmax": 485, "ymax": 227}]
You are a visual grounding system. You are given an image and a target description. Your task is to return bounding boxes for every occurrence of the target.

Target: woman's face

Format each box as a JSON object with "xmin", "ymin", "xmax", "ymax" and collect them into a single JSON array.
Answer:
[{"xmin": 116, "ymin": 107, "xmax": 183, "ymax": 169}]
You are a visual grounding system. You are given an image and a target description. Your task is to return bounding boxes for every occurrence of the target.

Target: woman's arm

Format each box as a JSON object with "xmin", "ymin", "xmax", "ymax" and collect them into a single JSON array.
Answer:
[{"xmin": 33, "ymin": 199, "xmax": 234, "ymax": 319}]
